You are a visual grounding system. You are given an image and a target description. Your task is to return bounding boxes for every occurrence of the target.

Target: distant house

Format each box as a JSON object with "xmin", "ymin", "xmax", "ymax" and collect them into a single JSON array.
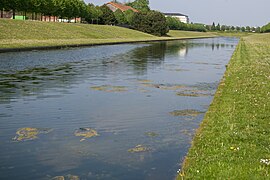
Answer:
[
  {"xmin": 106, "ymin": 1, "xmax": 139, "ymax": 12},
  {"xmin": 164, "ymin": 13, "xmax": 189, "ymax": 24}
]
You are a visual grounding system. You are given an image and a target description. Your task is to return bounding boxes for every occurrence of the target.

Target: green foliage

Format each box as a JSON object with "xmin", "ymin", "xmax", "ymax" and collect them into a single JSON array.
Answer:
[
  {"xmin": 211, "ymin": 22, "xmax": 216, "ymax": 31},
  {"xmin": 261, "ymin": 22, "xmax": 270, "ymax": 33},
  {"xmin": 100, "ymin": 5, "xmax": 117, "ymax": 25},
  {"xmin": 166, "ymin": 16, "xmax": 181, "ymax": 30},
  {"xmin": 127, "ymin": 0, "xmax": 150, "ymax": 12},
  {"xmin": 166, "ymin": 17, "xmax": 206, "ymax": 32},
  {"xmin": 131, "ymin": 10, "xmax": 168, "ymax": 36},
  {"xmin": 114, "ymin": 9, "xmax": 127, "ymax": 25},
  {"xmin": 0, "ymin": 0, "xmax": 88, "ymax": 20},
  {"xmin": 255, "ymin": 26, "xmax": 261, "ymax": 33},
  {"xmin": 186, "ymin": 23, "xmax": 206, "ymax": 32},
  {"xmin": 216, "ymin": 23, "xmax": 220, "ymax": 31},
  {"xmin": 221, "ymin": 25, "xmax": 226, "ymax": 31},
  {"xmin": 85, "ymin": 3, "xmax": 103, "ymax": 24},
  {"xmin": 123, "ymin": 9, "xmax": 134, "ymax": 25}
]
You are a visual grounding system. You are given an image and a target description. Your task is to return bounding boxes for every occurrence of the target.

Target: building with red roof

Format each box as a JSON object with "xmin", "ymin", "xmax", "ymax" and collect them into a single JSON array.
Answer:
[{"xmin": 106, "ymin": 2, "xmax": 139, "ymax": 13}]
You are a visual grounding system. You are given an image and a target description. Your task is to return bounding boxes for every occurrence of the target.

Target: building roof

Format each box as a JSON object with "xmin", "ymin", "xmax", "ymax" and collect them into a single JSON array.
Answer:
[
  {"xmin": 163, "ymin": 13, "xmax": 188, "ymax": 17},
  {"xmin": 106, "ymin": 2, "xmax": 139, "ymax": 12}
]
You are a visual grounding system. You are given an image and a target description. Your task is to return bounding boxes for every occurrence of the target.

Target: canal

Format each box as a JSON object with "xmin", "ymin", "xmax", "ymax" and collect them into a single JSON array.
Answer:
[{"xmin": 0, "ymin": 37, "xmax": 238, "ymax": 180}]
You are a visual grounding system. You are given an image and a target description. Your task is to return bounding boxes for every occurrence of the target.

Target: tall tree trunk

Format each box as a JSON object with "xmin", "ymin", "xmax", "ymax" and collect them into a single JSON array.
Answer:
[
  {"xmin": 32, "ymin": 13, "xmax": 34, "ymax": 20},
  {"xmin": 13, "ymin": 10, "xmax": 15, "ymax": 19},
  {"xmin": 75, "ymin": 17, "xmax": 76, "ymax": 23},
  {"xmin": 1, "ymin": 9, "xmax": 3, "ymax": 18}
]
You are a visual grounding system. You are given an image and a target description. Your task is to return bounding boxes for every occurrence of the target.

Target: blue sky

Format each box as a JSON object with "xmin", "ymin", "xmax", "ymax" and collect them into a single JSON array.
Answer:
[{"xmin": 85, "ymin": 0, "xmax": 269, "ymax": 27}]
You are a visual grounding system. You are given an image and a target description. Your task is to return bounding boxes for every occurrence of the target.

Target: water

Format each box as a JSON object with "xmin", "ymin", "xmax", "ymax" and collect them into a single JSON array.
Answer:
[{"xmin": 0, "ymin": 37, "xmax": 239, "ymax": 180}]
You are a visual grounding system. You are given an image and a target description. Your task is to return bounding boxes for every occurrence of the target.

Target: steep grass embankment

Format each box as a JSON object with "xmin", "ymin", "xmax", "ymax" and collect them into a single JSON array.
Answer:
[
  {"xmin": 179, "ymin": 33, "xmax": 270, "ymax": 179},
  {"xmin": 0, "ymin": 19, "xmax": 215, "ymax": 51}
]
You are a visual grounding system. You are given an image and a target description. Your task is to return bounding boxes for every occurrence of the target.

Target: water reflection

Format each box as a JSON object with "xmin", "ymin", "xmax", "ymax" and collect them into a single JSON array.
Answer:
[
  {"xmin": 0, "ymin": 37, "xmax": 239, "ymax": 180},
  {"xmin": 0, "ymin": 38, "xmax": 237, "ymax": 104},
  {"xmin": 0, "ymin": 42, "xmax": 187, "ymax": 102}
]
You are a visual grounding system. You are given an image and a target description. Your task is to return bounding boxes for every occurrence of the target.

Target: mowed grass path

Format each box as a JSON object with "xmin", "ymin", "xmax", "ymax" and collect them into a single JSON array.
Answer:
[
  {"xmin": 179, "ymin": 33, "xmax": 270, "ymax": 179},
  {"xmin": 0, "ymin": 19, "xmax": 215, "ymax": 49}
]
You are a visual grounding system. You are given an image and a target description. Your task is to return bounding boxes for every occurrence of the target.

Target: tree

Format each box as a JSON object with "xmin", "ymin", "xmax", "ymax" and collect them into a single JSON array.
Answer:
[
  {"xmin": 231, "ymin": 26, "xmax": 235, "ymax": 31},
  {"xmin": 261, "ymin": 23, "xmax": 270, "ymax": 33},
  {"xmin": 211, "ymin": 22, "xmax": 216, "ymax": 31},
  {"xmin": 166, "ymin": 16, "xmax": 181, "ymax": 30},
  {"xmin": 241, "ymin": 26, "xmax": 246, "ymax": 32},
  {"xmin": 100, "ymin": 5, "xmax": 117, "ymax": 25},
  {"xmin": 127, "ymin": 0, "xmax": 150, "ymax": 12},
  {"xmin": 114, "ymin": 9, "xmax": 127, "ymax": 25},
  {"xmin": 5, "ymin": 0, "xmax": 20, "ymax": 19},
  {"xmin": 236, "ymin": 26, "xmax": 241, "ymax": 31},
  {"xmin": 123, "ymin": 9, "xmax": 134, "ymax": 25},
  {"xmin": 221, "ymin": 25, "xmax": 226, "ymax": 31},
  {"xmin": 205, "ymin": 25, "xmax": 211, "ymax": 31},
  {"xmin": 255, "ymin": 26, "xmax": 261, "ymax": 33},
  {"xmin": 246, "ymin": 26, "xmax": 251, "ymax": 32},
  {"xmin": 216, "ymin": 23, "xmax": 220, "ymax": 31},
  {"xmin": 0, "ymin": 0, "xmax": 8, "ymax": 18},
  {"xmin": 131, "ymin": 10, "xmax": 168, "ymax": 36},
  {"xmin": 85, "ymin": 4, "xmax": 103, "ymax": 24}
]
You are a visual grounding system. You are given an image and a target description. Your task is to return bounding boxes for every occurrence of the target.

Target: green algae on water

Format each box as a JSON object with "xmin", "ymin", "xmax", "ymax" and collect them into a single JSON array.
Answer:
[
  {"xmin": 176, "ymin": 91, "xmax": 213, "ymax": 97},
  {"xmin": 13, "ymin": 127, "xmax": 53, "ymax": 142},
  {"xmin": 145, "ymin": 132, "xmax": 159, "ymax": 137},
  {"xmin": 91, "ymin": 85, "xmax": 128, "ymax": 92},
  {"xmin": 74, "ymin": 128, "xmax": 99, "ymax": 142},
  {"xmin": 128, "ymin": 145, "xmax": 150, "ymax": 153},
  {"xmin": 137, "ymin": 79, "xmax": 153, "ymax": 83},
  {"xmin": 141, "ymin": 83, "xmax": 188, "ymax": 90},
  {"xmin": 169, "ymin": 109, "xmax": 204, "ymax": 117},
  {"xmin": 51, "ymin": 175, "xmax": 80, "ymax": 180}
]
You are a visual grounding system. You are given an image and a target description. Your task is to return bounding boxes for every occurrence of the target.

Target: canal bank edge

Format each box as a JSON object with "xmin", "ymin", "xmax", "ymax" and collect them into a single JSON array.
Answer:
[
  {"xmin": 179, "ymin": 33, "xmax": 270, "ymax": 179},
  {"xmin": 0, "ymin": 36, "xmax": 215, "ymax": 53}
]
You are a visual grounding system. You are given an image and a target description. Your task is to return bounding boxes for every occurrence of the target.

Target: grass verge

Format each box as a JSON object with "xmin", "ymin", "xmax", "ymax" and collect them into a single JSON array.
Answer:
[
  {"xmin": 178, "ymin": 33, "xmax": 270, "ymax": 179},
  {"xmin": 0, "ymin": 19, "xmax": 215, "ymax": 50}
]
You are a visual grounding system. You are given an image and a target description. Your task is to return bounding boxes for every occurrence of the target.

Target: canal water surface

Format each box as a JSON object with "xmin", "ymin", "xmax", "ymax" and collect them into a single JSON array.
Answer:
[{"xmin": 0, "ymin": 37, "xmax": 238, "ymax": 180}]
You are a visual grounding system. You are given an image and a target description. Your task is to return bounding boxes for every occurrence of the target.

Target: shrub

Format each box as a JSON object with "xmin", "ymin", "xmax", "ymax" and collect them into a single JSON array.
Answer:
[{"xmin": 131, "ymin": 10, "xmax": 168, "ymax": 36}]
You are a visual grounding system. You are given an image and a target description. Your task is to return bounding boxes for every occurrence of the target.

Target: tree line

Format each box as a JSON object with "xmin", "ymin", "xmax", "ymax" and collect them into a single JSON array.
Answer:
[
  {"xmin": 0, "ymin": 0, "xmax": 168, "ymax": 36},
  {"xmin": 166, "ymin": 17, "xmax": 262, "ymax": 33},
  {"xmin": 0, "ymin": 0, "xmax": 89, "ymax": 21},
  {"xmin": 2, "ymin": 0, "xmax": 266, "ymax": 35},
  {"xmin": 261, "ymin": 23, "xmax": 270, "ymax": 33},
  {"xmin": 207, "ymin": 22, "xmax": 261, "ymax": 33}
]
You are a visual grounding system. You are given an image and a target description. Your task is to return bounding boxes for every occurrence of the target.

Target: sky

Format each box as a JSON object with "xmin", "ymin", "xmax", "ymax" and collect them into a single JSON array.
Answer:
[{"xmin": 85, "ymin": 0, "xmax": 269, "ymax": 27}]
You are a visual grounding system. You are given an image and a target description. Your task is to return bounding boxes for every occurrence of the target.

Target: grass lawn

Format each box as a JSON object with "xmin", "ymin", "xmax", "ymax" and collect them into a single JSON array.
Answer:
[
  {"xmin": 178, "ymin": 33, "xmax": 270, "ymax": 179},
  {"xmin": 0, "ymin": 19, "xmax": 215, "ymax": 50}
]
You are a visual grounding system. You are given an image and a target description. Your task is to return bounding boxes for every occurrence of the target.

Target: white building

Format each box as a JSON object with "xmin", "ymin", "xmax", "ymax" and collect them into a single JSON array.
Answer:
[{"xmin": 164, "ymin": 13, "xmax": 189, "ymax": 24}]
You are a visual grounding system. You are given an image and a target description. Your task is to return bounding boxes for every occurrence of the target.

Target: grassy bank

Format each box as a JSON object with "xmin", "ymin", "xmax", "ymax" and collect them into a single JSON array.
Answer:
[
  {"xmin": 213, "ymin": 31, "xmax": 253, "ymax": 37},
  {"xmin": 179, "ymin": 33, "xmax": 270, "ymax": 179},
  {"xmin": 0, "ymin": 19, "xmax": 215, "ymax": 50}
]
